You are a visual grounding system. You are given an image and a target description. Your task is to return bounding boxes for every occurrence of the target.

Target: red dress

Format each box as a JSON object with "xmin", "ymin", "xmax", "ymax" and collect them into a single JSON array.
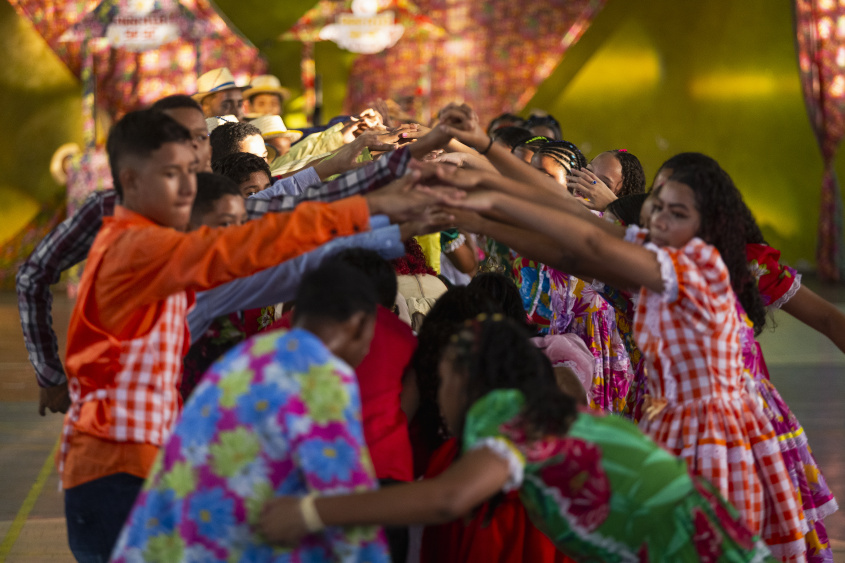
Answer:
[{"xmin": 420, "ymin": 439, "xmax": 574, "ymax": 563}]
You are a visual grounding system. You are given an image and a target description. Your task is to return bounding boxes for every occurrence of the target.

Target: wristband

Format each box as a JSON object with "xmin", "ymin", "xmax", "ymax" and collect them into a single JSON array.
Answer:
[
  {"xmin": 300, "ymin": 493, "xmax": 325, "ymax": 533},
  {"xmin": 478, "ymin": 137, "xmax": 494, "ymax": 155}
]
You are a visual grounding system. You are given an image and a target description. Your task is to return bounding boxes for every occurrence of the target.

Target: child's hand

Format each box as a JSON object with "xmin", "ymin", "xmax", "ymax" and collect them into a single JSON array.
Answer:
[
  {"xmin": 398, "ymin": 207, "xmax": 456, "ymax": 240},
  {"xmin": 365, "ymin": 171, "xmax": 465, "ymax": 223},
  {"xmin": 567, "ymin": 168, "xmax": 617, "ymax": 211},
  {"xmin": 436, "ymin": 104, "xmax": 488, "ymax": 150},
  {"xmin": 256, "ymin": 496, "xmax": 308, "ymax": 545}
]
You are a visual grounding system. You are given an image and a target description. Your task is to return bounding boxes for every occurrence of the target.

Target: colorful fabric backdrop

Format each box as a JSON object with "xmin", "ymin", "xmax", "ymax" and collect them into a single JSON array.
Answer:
[
  {"xmin": 342, "ymin": 0, "xmax": 605, "ymax": 123},
  {"xmin": 795, "ymin": 0, "xmax": 845, "ymax": 281}
]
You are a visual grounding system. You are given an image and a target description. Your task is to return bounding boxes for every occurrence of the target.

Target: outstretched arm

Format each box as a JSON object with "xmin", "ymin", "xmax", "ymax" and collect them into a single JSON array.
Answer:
[
  {"xmin": 454, "ymin": 191, "xmax": 663, "ymax": 293},
  {"xmin": 780, "ymin": 285, "xmax": 845, "ymax": 355},
  {"xmin": 258, "ymin": 447, "xmax": 510, "ymax": 544}
]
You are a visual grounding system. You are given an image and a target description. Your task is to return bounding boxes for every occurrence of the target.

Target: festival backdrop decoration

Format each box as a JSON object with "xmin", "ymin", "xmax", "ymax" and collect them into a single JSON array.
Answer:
[
  {"xmin": 1, "ymin": 0, "xmax": 265, "ymax": 290},
  {"xmin": 343, "ymin": 0, "xmax": 606, "ymax": 124},
  {"xmin": 794, "ymin": 0, "xmax": 845, "ymax": 281},
  {"xmin": 280, "ymin": 0, "xmax": 445, "ymax": 123}
]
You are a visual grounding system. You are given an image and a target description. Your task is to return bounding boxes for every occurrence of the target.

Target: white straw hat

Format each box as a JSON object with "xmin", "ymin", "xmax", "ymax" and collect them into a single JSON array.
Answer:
[
  {"xmin": 250, "ymin": 114, "xmax": 302, "ymax": 142},
  {"xmin": 244, "ymin": 75, "xmax": 291, "ymax": 102},
  {"xmin": 205, "ymin": 115, "xmax": 239, "ymax": 133}
]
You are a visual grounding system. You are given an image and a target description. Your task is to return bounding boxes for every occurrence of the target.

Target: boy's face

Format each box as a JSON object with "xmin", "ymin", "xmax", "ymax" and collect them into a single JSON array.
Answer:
[
  {"xmin": 238, "ymin": 171, "xmax": 272, "ymax": 197},
  {"xmin": 121, "ymin": 140, "xmax": 199, "ymax": 229},
  {"xmin": 191, "ymin": 194, "xmax": 248, "ymax": 230},
  {"xmin": 162, "ymin": 107, "xmax": 211, "ymax": 173},
  {"xmin": 248, "ymin": 93, "xmax": 282, "ymax": 116}
]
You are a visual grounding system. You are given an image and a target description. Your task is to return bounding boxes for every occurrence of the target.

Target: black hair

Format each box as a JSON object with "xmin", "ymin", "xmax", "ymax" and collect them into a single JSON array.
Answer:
[
  {"xmin": 605, "ymin": 193, "xmax": 649, "ymax": 226},
  {"xmin": 106, "ymin": 109, "xmax": 191, "ymax": 198},
  {"xmin": 150, "ymin": 94, "xmax": 203, "ymax": 113},
  {"xmin": 412, "ymin": 287, "xmax": 502, "ymax": 455},
  {"xmin": 448, "ymin": 316, "xmax": 576, "ymax": 439},
  {"xmin": 191, "ymin": 172, "xmax": 242, "ymax": 222},
  {"xmin": 333, "ymin": 248, "xmax": 398, "ymax": 309},
  {"xmin": 486, "ymin": 113, "xmax": 526, "ymax": 134},
  {"xmin": 659, "ymin": 155, "xmax": 767, "ymax": 335},
  {"xmin": 490, "ymin": 126, "xmax": 534, "ymax": 149},
  {"xmin": 293, "ymin": 263, "xmax": 377, "ymax": 323},
  {"xmin": 467, "ymin": 273, "xmax": 537, "ymax": 335},
  {"xmin": 212, "ymin": 151, "xmax": 272, "ymax": 186},
  {"xmin": 533, "ymin": 140, "xmax": 587, "ymax": 174},
  {"xmin": 525, "ymin": 113, "xmax": 562, "ymax": 140},
  {"xmin": 210, "ymin": 122, "xmax": 262, "ymax": 163},
  {"xmin": 609, "ymin": 150, "xmax": 646, "ymax": 197}
]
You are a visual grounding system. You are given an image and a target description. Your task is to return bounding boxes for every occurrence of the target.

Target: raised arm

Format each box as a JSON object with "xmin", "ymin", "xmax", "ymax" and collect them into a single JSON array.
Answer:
[
  {"xmin": 455, "ymin": 190, "xmax": 663, "ymax": 293},
  {"xmin": 780, "ymin": 285, "xmax": 845, "ymax": 355}
]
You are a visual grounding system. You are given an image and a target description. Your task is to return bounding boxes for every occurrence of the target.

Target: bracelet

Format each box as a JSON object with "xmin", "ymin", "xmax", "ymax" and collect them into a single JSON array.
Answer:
[
  {"xmin": 478, "ymin": 137, "xmax": 494, "ymax": 155},
  {"xmin": 300, "ymin": 493, "xmax": 325, "ymax": 533}
]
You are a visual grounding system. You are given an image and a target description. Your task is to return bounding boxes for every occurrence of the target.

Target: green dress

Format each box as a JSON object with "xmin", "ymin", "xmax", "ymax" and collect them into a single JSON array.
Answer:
[{"xmin": 463, "ymin": 389, "xmax": 777, "ymax": 562}]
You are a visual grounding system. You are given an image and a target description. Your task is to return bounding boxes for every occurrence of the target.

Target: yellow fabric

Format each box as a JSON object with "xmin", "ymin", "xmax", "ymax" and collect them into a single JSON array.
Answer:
[
  {"xmin": 414, "ymin": 233, "xmax": 441, "ymax": 274},
  {"xmin": 269, "ymin": 121, "xmax": 346, "ymax": 175}
]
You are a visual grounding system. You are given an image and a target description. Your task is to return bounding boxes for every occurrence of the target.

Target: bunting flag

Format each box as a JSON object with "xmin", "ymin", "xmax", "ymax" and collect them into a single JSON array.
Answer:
[{"xmin": 794, "ymin": 0, "xmax": 845, "ymax": 280}]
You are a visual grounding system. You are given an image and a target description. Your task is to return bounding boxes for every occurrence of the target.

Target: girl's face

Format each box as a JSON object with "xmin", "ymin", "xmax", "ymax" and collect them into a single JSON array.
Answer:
[
  {"xmin": 437, "ymin": 344, "xmax": 468, "ymax": 436},
  {"xmin": 530, "ymin": 153, "xmax": 569, "ymax": 186},
  {"xmin": 648, "ymin": 180, "xmax": 701, "ymax": 248},
  {"xmin": 588, "ymin": 152, "xmax": 623, "ymax": 194},
  {"xmin": 512, "ymin": 145, "xmax": 537, "ymax": 164}
]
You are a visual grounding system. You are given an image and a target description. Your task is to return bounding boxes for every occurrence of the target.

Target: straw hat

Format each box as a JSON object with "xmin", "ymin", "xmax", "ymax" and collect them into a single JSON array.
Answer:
[
  {"xmin": 49, "ymin": 142, "xmax": 81, "ymax": 185},
  {"xmin": 192, "ymin": 68, "xmax": 249, "ymax": 102},
  {"xmin": 250, "ymin": 115, "xmax": 302, "ymax": 142},
  {"xmin": 205, "ymin": 115, "xmax": 238, "ymax": 133},
  {"xmin": 244, "ymin": 75, "xmax": 291, "ymax": 102}
]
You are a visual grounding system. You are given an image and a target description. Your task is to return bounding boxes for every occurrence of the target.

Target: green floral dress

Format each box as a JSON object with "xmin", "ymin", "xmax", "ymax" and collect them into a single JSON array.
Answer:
[{"xmin": 463, "ymin": 389, "xmax": 777, "ymax": 562}]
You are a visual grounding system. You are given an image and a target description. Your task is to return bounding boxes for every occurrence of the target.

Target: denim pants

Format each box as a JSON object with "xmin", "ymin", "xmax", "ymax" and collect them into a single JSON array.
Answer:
[{"xmin": 64, "ymin": 473, "xmax": 144, "ymax": 563}]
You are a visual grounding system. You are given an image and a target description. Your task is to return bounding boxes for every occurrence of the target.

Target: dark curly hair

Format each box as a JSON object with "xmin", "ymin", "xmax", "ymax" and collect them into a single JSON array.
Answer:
[
  {"xmin": 486, "ymin": 113, "xmax": 526, "ymax": 134},
  {"xmin": 605, "ymin": 192, "xmax": 649, "ymax": 227},
  {"xmin": 467, "ymin": 273, "xmax": 537, "ymax": 335},
  {"xmin": 490, "ymin": 126, "xmax": 534, "ymax": 149},
  {"xmin": 661, "ymin": 155, "xmax": 767, "ymax": 335},
  {"xmin": 411, "ymin": 287, "xmax": 501, "ymax": 456},
  {"xmin": 447, "ymin": 316, "xmax": 577, "ymax": 440},
  {"xmin": 533, "ymin": 140, "xmax": 587, "ymax": 175},
  {"xmin": 212, "ymin": 151, "xmax": 271, "ymax": 186},
  {"xmin": 609, "ymin": 149, "xmax": 646, "ymax": 197},
  {"xmin": 210, "ymin": 121, "xmax": 262, "ymax": 164},
  {"xmin": 525, "ymin": 113, "xmax": 562, "ymax": 140}
]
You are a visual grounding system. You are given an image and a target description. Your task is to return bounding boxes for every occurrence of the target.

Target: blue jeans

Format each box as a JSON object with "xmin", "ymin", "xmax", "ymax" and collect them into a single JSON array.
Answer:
[{"xmin": 64, "ymin": 473, "xmax": 144, "ymax": 563}]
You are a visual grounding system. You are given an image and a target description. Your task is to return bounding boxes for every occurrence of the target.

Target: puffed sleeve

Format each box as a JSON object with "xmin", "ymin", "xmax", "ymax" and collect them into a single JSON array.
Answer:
[
  {"xmin": 462, "ymin": 389, "xmax": 527, "ymax": 492},
  {"xmin": 746, "ymin": 243, "xmax": 801, "ymax": 308}
]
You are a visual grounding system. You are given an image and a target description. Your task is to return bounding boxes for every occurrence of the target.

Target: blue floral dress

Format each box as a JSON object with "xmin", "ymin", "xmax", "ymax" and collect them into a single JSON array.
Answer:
[{"xmin": 111, "ymin": 328, "xmax": 389, "ymax": 563}]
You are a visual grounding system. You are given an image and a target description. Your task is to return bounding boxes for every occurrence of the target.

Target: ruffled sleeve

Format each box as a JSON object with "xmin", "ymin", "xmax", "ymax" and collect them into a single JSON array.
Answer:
[
  {"xmin": 645, "ymin": 238, "xmax": 732, "ymax": 332},
  {"xmin": 463, "ymin": 389, "xmax": 527, "ymax": 492},
  {"xmin": 746, "ymin": 243, "xmax": 801, "ymax": 308}
]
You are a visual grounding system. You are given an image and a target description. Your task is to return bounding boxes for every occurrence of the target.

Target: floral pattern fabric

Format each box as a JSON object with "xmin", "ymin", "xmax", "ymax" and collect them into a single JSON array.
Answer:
[
  {"xmin": 548, "ymin": 269, "xmax": 634, "ymax": 413},
  {"xmin": 462, "ymin": 389, "xmax": 776, "ymax": 562},
  {"xmin": 511, "ymin": 253, "xmax": 552, "ymax": 334},
  {"xmin": 112, "ymin": 328, "xmax": 389, "ymax": 563}
]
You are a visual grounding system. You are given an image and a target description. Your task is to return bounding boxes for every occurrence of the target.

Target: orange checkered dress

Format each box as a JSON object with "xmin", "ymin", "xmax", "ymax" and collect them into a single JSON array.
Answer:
[{"xmin": 633, "ymin": 236, "xmax": 807, "ymax": 562}]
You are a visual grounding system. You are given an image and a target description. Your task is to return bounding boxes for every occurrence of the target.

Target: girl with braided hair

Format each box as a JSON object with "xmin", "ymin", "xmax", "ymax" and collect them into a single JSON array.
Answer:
[
  {"xmin": 567, "ymin": 149, "xmax": 647, "ymax": 211},
  {"xmin": 259, "ymin": 315, "xmax": 777, "ymax": 563}
]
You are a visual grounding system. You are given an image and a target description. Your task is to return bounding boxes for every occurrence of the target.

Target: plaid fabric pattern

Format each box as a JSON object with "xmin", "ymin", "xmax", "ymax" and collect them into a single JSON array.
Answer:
[
  {"xmin": 16, "ymin": 190, "xmax": 117, "ymax": 387},
  {"xmin": 59, "ymin": 292, "xmax": 188, "ymax": 477},
  {"xmin": 245, "ymin": 146, "xmax": 411, "ymax": 219},
  {"xmin": 634, "ymin": 238, "xmax": 807, "ymax": 560}
]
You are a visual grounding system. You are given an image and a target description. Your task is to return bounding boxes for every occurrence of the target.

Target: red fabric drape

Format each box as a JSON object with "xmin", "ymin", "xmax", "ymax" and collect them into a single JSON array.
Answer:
[
  {"xmin": 343, "ymin": 0, "xmax": 605, "ymax": 124},
  {"xmin": 795, "ymin": 0, "xmax": 845, "ymax": 280}
]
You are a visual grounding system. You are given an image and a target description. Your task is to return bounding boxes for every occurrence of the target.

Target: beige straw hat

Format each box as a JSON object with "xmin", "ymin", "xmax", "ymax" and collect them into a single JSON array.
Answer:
[
  {"xmin": 244, "ymin": 75, "xmax": 291, "ymax": 102},
  {"xmin": 192, "ymin": 68, "xmax": 250, "ymax": 102},
  {"xmin": 249, "ymin": 115, "xmax": 302, "ymax": 143}
]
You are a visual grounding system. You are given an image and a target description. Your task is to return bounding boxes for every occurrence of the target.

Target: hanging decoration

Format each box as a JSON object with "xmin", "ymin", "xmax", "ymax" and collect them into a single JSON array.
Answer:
[
  {"xmin": 281, "ymin": 0, "xmax": 445, "ymax": 124},
  {"xmin": 794, "ymin": 0, "xmax": 845, "ymax": 281}
]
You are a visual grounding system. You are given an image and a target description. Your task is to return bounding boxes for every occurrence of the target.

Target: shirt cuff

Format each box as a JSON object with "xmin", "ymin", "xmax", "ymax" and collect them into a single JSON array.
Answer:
[
  {"xmin": 471, "ymin": 437, "xmax": 525, "ymax": 493},
  {"xmin": 644, "ymin": 242, "xmax": 679, "ymax": 303},
  {"xmin": 370, "ymin": 215, "xmax": 390, "ymax": 230}
]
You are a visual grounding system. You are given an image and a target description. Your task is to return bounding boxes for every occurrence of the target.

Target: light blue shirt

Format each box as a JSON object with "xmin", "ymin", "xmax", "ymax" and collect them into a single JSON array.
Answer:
[
  {"xmin": 248, "ymin": 167, "xmax": 321, "ymax": 199},
  {"xmin": 187, "ymin": 215, "xmax": 401, "ymax": 341}
]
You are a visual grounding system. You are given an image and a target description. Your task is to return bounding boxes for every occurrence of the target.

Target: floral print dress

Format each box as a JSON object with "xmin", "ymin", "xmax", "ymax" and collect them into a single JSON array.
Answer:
[
  {"xmin": 463, "ymin": 389, "xmax": 776, "ymax": 562},
  {"xmin": 111, "ymin": 328, "xmax": 389, "ymax": 563}
]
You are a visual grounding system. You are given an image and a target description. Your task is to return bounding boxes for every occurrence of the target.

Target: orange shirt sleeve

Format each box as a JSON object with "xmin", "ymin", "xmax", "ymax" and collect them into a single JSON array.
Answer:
[{"xmin": 97, "ymin": 196, "xmax": 370, "ymax": 331}]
